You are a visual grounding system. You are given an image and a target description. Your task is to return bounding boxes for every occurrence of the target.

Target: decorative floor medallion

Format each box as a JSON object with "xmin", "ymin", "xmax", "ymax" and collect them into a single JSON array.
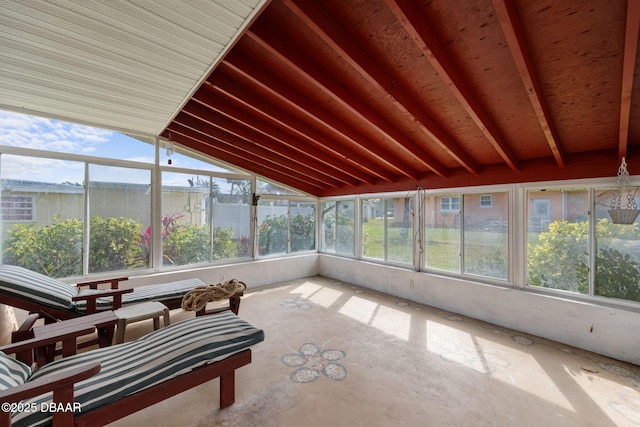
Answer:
[{"xmin": 282, "ymin": 343, "xmax": 347, "ymax": 383}]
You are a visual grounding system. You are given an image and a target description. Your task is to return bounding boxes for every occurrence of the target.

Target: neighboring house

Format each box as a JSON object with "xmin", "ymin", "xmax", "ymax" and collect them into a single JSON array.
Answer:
[{"xmin": 0, "ymin": 179, "xmax": 246, "ymax": 236}]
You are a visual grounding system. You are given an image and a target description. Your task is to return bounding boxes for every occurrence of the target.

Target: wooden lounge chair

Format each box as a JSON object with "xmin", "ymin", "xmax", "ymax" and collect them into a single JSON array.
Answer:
[
  {"xmin": 0, "ymin": 265, "xmax": 242, "ymax": 322},
  {"xmin": 0, "ymin": 311, "xmax": 264, "ymax": 427}
]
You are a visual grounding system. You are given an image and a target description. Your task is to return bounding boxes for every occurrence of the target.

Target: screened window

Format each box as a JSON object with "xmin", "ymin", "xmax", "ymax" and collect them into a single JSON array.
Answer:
[
  {"xmin": 362, "ymin": 198, "xmax": 384, "ymax": 260},
  {"xmin": 526, "ymin": 189, "xmax": 589, "ymax": 293},
  {"xmin": 160, "ymin": 172, "xmax": 251, "ymax": 266},
  {"xmin": 256, "ymin": 179, "xmax": 305, "ymax": 196},
  {"xmin": 1, "ymin": 155, "xmax": 85, "ymax": 277},
  {"xmin": 161, "ymin": 140, "xmax": 240, "ymax": 173},
  {"xmin": 362, "ymin": 196, "xmax": 413, "ymax": 265},
  {"xmin": 593, "ymin": 189, "xmax": 640, "ymax": 302},
  {"xmin": 424, "ymin": 191, "xmax": 508, "ymax": 279},
  {"xmin": 425, "ymin": 194, "xmax": 461, "ymax": 272},
  {"xmin": 290, "ymin": 201, "xmax": 316, "ymax": 252},
  {"xmin": 211, "ymin": 177, "xmax": 252, "ymax": 259},
  {"xmin": 257, "ymin": 198, "xmax": 316, "ymax": 256},
  {"xmin": 321, "ymin": 201, "xmax": 337, "ymax": 253},
  {"xmin": 463, "ymin": 192, "xmax": 508, "ymax": 280},
  {"xmin": 0, "ymin": 112, "xmax": 155, "ymax": 162},
  {"xmin": 88, "ymin": 164, "xmax": 151, "ymax": 273},
  {"xmin": 321, "ymin": 200, "xmax": 355, "ymax": 255}
]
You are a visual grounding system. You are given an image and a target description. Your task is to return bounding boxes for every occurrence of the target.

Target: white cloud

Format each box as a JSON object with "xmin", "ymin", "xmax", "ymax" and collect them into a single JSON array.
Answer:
[
  {"xmin": 0, "ymin": 111, "xmax": 111, "ymax": 153},
  {"xmin": 1, "ymin": 154, "xmax": 84, "ymax": 183}
]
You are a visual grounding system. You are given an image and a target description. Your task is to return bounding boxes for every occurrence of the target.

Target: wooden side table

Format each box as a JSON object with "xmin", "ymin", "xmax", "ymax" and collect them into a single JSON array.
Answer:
[{"xmin": 114, "ymin": 301, "xmax": 170, "ymax": 344}]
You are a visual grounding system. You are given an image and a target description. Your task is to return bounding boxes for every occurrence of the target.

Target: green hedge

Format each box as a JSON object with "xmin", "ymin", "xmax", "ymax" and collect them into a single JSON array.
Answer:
[
  {"xmin": 3, "ymin": 215, "xmax": 237, "ymax": 277},
  {"xmin": 528, "ymin": 219, "xmax": 640, "ymax": 301}
]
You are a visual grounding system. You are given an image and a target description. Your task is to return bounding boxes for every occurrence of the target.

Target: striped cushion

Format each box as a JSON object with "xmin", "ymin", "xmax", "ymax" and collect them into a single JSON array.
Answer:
[
  {"xmin": 0, "ymin": 264, "xmax": 212, "ymax": 314},
  {"xmin": 74, "ymin": 277, "xmax": 206, "ymax": 312},
  {"xmin": 12, "ymin": 311, "xmax": 264, "ymax": 427},
  {"xmin": 0, "ymin": 352, "xmax": 31, "ymax": 391},
  {"xmin": 0, "ymin": 265, "xmax": 78, "ymax": 310}
]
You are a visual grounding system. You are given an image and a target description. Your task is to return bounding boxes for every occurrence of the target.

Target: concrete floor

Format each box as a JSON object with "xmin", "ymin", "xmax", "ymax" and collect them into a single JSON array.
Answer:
[
  {"xmin": 9, "ymin": 276, "xmax": 640, "ymax": 426},
  {"xmin": 103, "ymin": 276, "xmax": 640, "ymax": 427}
]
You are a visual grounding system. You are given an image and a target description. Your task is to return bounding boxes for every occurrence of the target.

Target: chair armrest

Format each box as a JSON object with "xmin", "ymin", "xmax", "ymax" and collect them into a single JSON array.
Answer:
[
  {"xmin": 0, "ymin": 362, "xmax": 100, "ymax": 427},
  {"xmin": 11, "ymin": 313, "xmax": 40, "ymax": 343},
  {"xmin": 0, "ymin": 326, "xmax": 96, "ymax": 365},
  {"xmin": 72, "ymin": 288, "xmax": 133, "ymax": 313},
  {"xmin": 15, "ymin": 313, "xmax": 40, "ymax": 333},
  {"xmin": 76, "ymin": 277, "xmax": 128, "ymax": 290},
  {"xmin": 0, "ymin": 361, "xmax": 100, "ymax": 403}
]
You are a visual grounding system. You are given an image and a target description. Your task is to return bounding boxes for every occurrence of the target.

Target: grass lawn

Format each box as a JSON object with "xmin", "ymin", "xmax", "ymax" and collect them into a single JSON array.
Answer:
[{"xmin": 363, "ymin": 218, "xmax": 508, "ymax": 278}]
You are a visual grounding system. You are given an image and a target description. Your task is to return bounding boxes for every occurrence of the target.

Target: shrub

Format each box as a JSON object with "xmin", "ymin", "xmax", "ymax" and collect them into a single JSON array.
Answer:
[
  {"xmin": 290, "ymin": 213, "xmax": 315, "ymax": 251},
  {"xmin": 527, "ymin": 221, "xmax": 588, "ymax": 292},
  {"xmin": 258, "ymin": 215, "xmax": 288, "ymax": 255},
  {"xmin": 89, "ymin": 216, "xmax": 144, "ymax": 273},
  {"xmin": 4, "ymin": 213, "xmax": 236, "ymax": 276},
  {"xmin": 323, "ymin": 213, "xmax": 354, "ymax": 253},
  {"xmin": 3, "ymin": 216, "xmax": 83, "ymax": 277},
  {"xmin": 159, "ymin": 215, "xmax": 234, "ymax": 265},
  {"xmin": 162, "ymin": 223, "xmax": 211, "ymax": 265},
  {"xmin": 236, "ymin": 235, "xmax": 251, "ymax": 257},
  {"xmin": 577, "ymin": 248, "xmax": 640, "ymax": 302},
  {"xmin": 529, "ymin": 219, "xmax": 640, "ymax": 299}
]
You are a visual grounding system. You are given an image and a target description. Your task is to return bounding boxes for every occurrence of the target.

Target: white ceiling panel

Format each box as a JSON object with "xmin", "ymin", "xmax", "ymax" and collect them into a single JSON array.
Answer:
[{"xmin": 0, "ymin": 0, "xmax": 269, "ymax": 135}]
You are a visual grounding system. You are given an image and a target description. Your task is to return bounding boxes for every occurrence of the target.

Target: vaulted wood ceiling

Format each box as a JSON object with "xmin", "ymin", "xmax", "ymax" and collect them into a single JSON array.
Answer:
[
  {"xmin": 163, "ymin": 0, "xmax": 640, "ymax": 196},
  {"xmin": 2, "ymin": 1, "xmax": 639, "ymax": 197}
]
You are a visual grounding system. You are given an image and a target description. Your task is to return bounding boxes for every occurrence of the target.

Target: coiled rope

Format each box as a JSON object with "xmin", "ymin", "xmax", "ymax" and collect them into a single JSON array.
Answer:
[{"xmin": 181, "ymin": 278, "xmax": 246, "ymax": 312}]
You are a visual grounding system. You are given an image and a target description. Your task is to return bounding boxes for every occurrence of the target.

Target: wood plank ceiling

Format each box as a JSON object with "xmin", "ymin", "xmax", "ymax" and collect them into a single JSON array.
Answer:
[{"xmin": 163, "ymin": 0, "xmax": 640, "ymax": 197}]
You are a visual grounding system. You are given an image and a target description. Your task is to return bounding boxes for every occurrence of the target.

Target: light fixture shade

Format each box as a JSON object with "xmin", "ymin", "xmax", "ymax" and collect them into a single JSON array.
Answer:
[{"xmin": 608, "ymin": 208, "xmax": 640, "ymax": 225}]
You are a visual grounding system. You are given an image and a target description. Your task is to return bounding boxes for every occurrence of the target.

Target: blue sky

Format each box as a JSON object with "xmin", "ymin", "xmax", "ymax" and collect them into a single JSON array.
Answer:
[
  {"xmin": 0, "ymin": 110, "xmax": 288, "ymax": 194},
  {"xmin": 0, "ymin": 110, "xmax": 242, "ymax": 186},
  {"xmin": 0, "ymin": 110, "xmax": 161, "ymax": 184},
  {"xmin": 0, "ymin": 110, "xmax": 154, "ymax": 161}
]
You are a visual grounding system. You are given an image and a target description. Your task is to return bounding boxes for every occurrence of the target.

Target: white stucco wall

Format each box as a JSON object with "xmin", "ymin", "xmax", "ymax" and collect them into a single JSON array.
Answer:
[
  {"xmin": 317, "ymin": 254, "xmax": 640, "ymax": 365},
  {"xmin": 108, "ymin": 252, "xmax": 640, "ymax": 365},
  {"xmin": 119, "ymin": 253, "xmax": 320, "ymax": 291}
]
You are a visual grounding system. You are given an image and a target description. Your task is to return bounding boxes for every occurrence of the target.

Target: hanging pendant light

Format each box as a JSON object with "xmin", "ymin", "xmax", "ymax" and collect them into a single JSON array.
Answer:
[{"xmin": 608, "ymin": 157, "xmax": 639, "ymax": 224}]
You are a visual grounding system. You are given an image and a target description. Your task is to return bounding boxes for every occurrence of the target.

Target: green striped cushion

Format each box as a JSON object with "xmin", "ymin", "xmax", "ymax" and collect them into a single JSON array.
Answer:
[
  {"xmin": 12, "ymin": 311, "xmax": 264, "ymax": 426},
  {"xmin": 0, "ymin": 264, "xmax": 207, "ymax": 314},
  {"xmin": 74, "ymin": 278, "xmax": 206, "ymax": 312},
  {"xmin": 0, "ymin": 265, "xmax": 77, "ymax": 310},
  {"xmin": 0, "ymin": 352, "xmax": 31, "ymax": 391}
]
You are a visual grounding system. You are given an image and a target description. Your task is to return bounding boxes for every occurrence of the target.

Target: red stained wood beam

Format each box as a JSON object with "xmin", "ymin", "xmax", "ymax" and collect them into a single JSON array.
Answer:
[
  {"xmin": 245, "ymin": 23, "xmax": 427, "ymax": 181},
  {"xmin": 320, "ymin": 148, "xmax": 627, "ymax": 197},
  {"xmin": 221, "ymin": 52, "xmax": 401, "ymax": 182},
  {"xmin": 283, "ymin": 0, "xmax": 458, "ymax": 178},
  {"xmin": 169, "ymin": 115, "xmax": 334, "ymax": 190},
  {"xmin": 386, "ymin": 0, "xmax": 520, "ymax": 172},
  {"xmin": 206, "ymin": 73, "xmax": 386, "ymax": 186},
  {"xmin": 190, "ymin": 88, "xmax": 362, "ymax": 187},
  {"xmin": 493, "ymin": 0, "xmax": 566, "ymax": 168},
  {"xmin": 618, "ymin": 0, "xmax": 640, "ymax": 161},
  {"xmin": 179, "ymin": 104, "xmax": 343, "ymax": 188},
  {"xmin": 175, "ymin": 109, "xmax": 340, "ymax": 188},
  {"xmin": 168, "ymin": 128, "xmax": 324, "ymax": 195}
]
